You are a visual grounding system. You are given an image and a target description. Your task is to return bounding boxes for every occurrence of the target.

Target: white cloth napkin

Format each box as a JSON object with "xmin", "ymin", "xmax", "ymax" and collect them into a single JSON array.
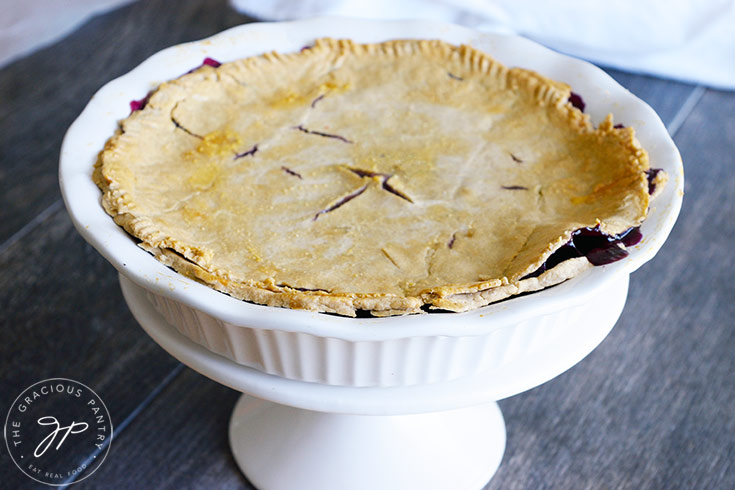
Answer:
[
  {"xmin": 2, "ymin": 0, "xmax": 732, "ymax": 89},
  {"xmin": 231, "ymin": 0, "xmax": 735, "ymax": 89},
  {"xmin": 0, "ymin": 0, "xmax": 135, "ymax": 68}
]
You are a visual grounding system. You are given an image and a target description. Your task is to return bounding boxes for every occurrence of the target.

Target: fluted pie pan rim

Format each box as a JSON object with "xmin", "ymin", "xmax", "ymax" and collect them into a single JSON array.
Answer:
[{"xmin": 60, "ymin": 17, "xmax": 682, "ymax": 342}]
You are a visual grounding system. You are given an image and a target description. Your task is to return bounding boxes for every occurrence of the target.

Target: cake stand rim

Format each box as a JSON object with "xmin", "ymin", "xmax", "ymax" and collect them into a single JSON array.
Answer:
[{"xmin": 120, "ymin": 272, "xmax": 628, "ymax": 414}]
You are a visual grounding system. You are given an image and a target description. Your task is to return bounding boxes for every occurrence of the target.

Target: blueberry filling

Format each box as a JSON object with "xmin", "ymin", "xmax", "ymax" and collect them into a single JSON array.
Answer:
[
  {"xmin": 313, "ymin": 184, "xmax": 369, "ymax": 220},
  {"xmin": 234, "ymin": 144, "xmax": 258, "ymax": 159},
  {"xmin": 521, "ymin": 225, "xmax": 644, "ymax": 279},
  {"xmin": 568, "ymin": 92, "xmax": 585, "ymax": 112},
  {"xmin": 348, "ymin": 168, "xmax": 384, "ymax": 179},
  {"xmin": 545, "ymin": 242, "xmax": 582, "ymax": 270},
  {"xmin": 281, "ymin": 166, "xmax": 303, "ymax": 179},
  {"xmin": 584, "ymin": 241, "xmax": 629, "ymax": 265},
  {"xmin": 646, "ymin": 168, "xmax": 664, "ymax": 195},
  {"xmin": 171, "ymin": 116, "xmax": 203, "ymax": 139},
  {"xmin": 185, "ymin": 57, "xmax": 222, "ymax": 74},
  {"xmin": 129, "ymin": 92, "xmax": 152, "ymax": 113},
  {"xmin": 510, "ymin": 153, "xmax": 523, "ymax": 163},
  {"xmin": 294, "ymin": 125, "xmax": 353, "ymax": 144},
  {"xmin": 202, "ymin": 57, "xmax": 221, "ymax": 68},
  {"xmin": 347, "ymin": 168, "xmax": 413, "ymax": 203},
  {"xmin": 501, "ymin": 185, "xmax": 528, "ymax": 190},
  {"xmin": 619, "ymin": 227, "xmax": 643, "ymax": 247},
  {"xmin": 522, "ymin": 242, "xmax": 580, "ymax": 279},
  {"xmin": 277, "ymin": 284, "xmax": 329, "ymax": 293},
  {"xmin": 419, "ymin": 304, "xmax": 453, "ymax": 314},
  {"xmin": 310, "ymin": 94, "xmax": 326, "ymax": 108},
  {"xmin": 571, "ymin": 226, "xmax": 628, "ymax": 265},
  {"xmin": 447, "ymin": 72, "xmax": 464, "ymax": 81},
  {"xmin": 383, "ymin": 180, "xmax": 414, "ymax": 203}
]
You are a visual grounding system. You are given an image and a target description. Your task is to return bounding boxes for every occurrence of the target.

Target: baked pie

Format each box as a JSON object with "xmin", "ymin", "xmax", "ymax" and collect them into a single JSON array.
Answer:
[{"xmin": 94, "ymin": 38, "xmax": 665, "ymax": 317}]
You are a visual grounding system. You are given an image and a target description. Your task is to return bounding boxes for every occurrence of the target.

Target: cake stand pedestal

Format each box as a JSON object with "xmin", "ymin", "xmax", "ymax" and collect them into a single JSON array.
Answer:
[
  {"xmin": 229, "ymin": 397, "xmax": 504, "ymax": 490},
  {"xmin": 120, "ymin": 273, "xmax": 629, "ymax": 490}
]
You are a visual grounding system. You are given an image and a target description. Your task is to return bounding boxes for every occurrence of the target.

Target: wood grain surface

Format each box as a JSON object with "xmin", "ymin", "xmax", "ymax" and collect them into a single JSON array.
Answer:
[{"xmin": 1, "ymin": 1, "xmax": 733, "ymax": 489}]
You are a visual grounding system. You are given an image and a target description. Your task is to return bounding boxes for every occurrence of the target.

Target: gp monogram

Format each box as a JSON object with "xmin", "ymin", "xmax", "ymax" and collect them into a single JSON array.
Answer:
[{"xmin": 4, "ymin": 378, "xmax": 113, "ymax": 486}]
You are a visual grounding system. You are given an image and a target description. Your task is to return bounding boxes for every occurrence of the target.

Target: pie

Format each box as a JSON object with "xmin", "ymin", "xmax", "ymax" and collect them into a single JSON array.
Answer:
[{"xmin": 94, "ymin": 38, "xmax": 664, "ymax": 317}]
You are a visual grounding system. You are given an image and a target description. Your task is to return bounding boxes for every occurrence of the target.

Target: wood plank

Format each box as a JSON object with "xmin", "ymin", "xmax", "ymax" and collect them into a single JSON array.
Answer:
[
  {"xmin": 0, "ymin": 207, "xmax": 182, "ymax": 489},
  {"xmin": 0, "ymin": 0, "xmax": 253, "ymax": 244},
  {"xmin": 486, "ymin": 89, "xmax": 735, "ymax": 489},
  {"xmin": 86, "ymin": 369, "xmax": 251, "ymax": 489}
]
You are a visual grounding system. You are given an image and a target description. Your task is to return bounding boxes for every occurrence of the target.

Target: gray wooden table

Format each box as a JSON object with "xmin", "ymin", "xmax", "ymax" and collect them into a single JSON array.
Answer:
[{"xmin": 1, "ymin": 1, "xmax": 733, "ymax": 488}]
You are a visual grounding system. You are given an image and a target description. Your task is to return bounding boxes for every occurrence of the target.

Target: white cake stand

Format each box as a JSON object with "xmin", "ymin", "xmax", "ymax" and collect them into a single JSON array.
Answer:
[
  {"xmin": 57, "ymin": 17, "xmax": 682, "ymax": 490},
  {"xmin": 119, "ymin": 273, "xmax": 628, "ymax": 490}
]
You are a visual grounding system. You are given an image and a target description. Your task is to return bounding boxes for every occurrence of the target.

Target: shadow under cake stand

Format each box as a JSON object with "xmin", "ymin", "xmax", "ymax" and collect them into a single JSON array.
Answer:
[{"xmin": 119, "ymin": 273, "xmax": 628, "ymax": 490}]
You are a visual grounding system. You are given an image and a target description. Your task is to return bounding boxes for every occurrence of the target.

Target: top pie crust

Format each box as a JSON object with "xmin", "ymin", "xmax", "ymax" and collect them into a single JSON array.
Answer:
[{"xmin": 94, "ymin": 38, "xmax": 652, "ymax": 317}]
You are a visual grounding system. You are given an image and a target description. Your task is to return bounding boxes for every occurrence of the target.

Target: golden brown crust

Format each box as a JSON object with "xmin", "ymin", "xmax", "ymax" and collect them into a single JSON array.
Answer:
[{"xmin": 95, "ymin": 38, "xmax": 653, "ymax": 317}]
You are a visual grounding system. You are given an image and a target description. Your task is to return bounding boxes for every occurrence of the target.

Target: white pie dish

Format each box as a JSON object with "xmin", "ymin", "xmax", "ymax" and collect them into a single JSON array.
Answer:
[{"xmin": 59, "ymin": 18, "xmax": 682, "ymax": 388}]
